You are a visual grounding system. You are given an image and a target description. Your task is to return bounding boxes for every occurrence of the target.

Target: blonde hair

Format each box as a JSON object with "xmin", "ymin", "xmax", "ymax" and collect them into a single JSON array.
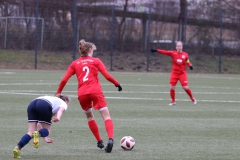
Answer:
[
  {"xmin": 176, "ymin": 41, "xmax": 183, "ymax": 46},
  {"xmin": 78, "ymin": 39, "xmax": 96, "ymax": 55}
]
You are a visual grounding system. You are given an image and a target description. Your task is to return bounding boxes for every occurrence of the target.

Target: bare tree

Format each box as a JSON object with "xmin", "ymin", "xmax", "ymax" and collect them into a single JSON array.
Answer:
[
  {"xmin": 117, "ymin": 0, "xmax": 128, "ymax": 50},
  {"xmin": 178, "ymin": 0, "xmax": 187, "ymax": 43},
  {"xmin": 222, "ymin": 0, "xmax": 240, "ymax": 40}
]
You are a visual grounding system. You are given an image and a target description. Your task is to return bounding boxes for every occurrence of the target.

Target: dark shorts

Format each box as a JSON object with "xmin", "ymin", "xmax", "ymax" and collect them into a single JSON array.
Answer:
[{"xmin": 27, "ymin": 99, "xmax": 52, "ymax": 125}]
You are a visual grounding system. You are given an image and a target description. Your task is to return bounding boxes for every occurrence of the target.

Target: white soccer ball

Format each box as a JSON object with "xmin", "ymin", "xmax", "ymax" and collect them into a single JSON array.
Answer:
[{"xmin": 120, "ymin": 136, "xmax": 135, "ymax": 150}]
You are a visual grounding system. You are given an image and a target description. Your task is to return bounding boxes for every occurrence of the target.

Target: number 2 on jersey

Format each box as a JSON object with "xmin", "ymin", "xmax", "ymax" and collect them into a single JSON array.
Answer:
[{"xmin": 83, "ymin": 66, "xmax": 90, "ymax": 82}]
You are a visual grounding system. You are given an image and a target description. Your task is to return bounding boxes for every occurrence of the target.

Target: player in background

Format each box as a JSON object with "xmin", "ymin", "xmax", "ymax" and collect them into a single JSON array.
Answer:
[
  {"xmin": 151, "ymin": 41, "xmax": 196, "ymax": 106},
  {"xmin": 56, "ymin": 39, "xmax": 122, "ymax": 153},
  {"xmin": 13, "ymin": 95, "xmax": 69, "ymax": 158}
]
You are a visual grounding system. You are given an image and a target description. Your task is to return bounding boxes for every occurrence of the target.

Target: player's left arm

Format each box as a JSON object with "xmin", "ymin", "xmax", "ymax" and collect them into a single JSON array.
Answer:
[
  {"xmin": 52, "ymin": 107, "xmax": 65, "ymax": 122},
  {"xmin": 186, "ymin": 59, "xmax": 193, "ymax": 70},
  {"xmin": 97, "ymin": 60, "xmax": 122, "ymax": 91}
]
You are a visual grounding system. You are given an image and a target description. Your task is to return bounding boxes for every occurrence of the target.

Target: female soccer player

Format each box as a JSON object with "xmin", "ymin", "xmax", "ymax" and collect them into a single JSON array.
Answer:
[
  {"xmin": 56, "ymin": 39, "xmax": 122, "ymax": 153},
  {"xmin": 13, "ymin": 95, "xmax": 69, "ymax": 158},
  {"xmin": 151, "ymin": 41, "xmax": 196, "ymax": 106}
]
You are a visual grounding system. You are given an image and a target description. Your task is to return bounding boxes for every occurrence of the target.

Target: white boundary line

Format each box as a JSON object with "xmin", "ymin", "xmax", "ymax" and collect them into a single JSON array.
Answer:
[
  {"xmin": 0, "ymin": 90, "xmax": 240, "ymax": 95},
  {"xmin": 0, "ymin": 91, "xmax": 239, "ymax": 103},
  {"xmin": 0, "ymin": 83, "xmax": 239, "ymax": 90}
]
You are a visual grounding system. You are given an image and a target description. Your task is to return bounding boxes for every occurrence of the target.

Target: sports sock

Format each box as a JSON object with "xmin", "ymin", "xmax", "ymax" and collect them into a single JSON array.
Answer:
[
  {"xmin": 170, "ymin": 89, "xmax": 175, "ymax": 102},
  {"xmin": 88, "ymin": 120, "xmax": 102, "ymax": 142},
  {"xmin": 185, "ymin": 88, "xmax": 194, "ymax": 100},
  {"xmin": 104, "ymin": 119, "xmax": 114, "ymax": 140},
  {"xmin": 17, "ymin": 134, "xmax": 31, "ymax": 150},
  {"xmin": 39, "ymin": 128, "xmax": 49, "ymax": 137}
]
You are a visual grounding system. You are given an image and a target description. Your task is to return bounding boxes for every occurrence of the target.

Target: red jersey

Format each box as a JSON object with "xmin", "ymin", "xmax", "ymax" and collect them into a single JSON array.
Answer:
[
  {"xmin": 156, "ymin": 50, "xmax": 192, "ymax": 74},
  {"xmin": 56, "ymin": 56, "xmax": 119, "ymax": 96}
]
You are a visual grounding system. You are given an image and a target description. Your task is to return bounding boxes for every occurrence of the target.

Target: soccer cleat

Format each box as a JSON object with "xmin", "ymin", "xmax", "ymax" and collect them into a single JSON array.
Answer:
[
  {"xmin": 169, "ymin": 102, "xmax": 176, "ymax": 106},
  {"xmin": 13, "ymin": 146, "xmax": 21, "ymax": 159},
  {"xmin": 192, "ymin": 98, "xmax": 197, "ymax": 104},
  {"xmin": 33, "ymin": 131, "xmax": 40, "ymax": 148},
  {"xmin": 97, "ymin": 140, "xmax": 104, "ymax": 149},
  {"xmin": 105, "ymin": 139, "xmax": 114, "ymax": 153}
]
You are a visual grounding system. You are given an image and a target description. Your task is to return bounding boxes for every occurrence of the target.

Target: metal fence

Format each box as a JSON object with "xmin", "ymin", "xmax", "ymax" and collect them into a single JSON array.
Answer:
[
  {"xmin": 0, "ymin": 1, "xmax": 239, "ymax": 73},
  {"xmin": 0, "ymin": 17, "xmax": 44, "ymax": 50}
]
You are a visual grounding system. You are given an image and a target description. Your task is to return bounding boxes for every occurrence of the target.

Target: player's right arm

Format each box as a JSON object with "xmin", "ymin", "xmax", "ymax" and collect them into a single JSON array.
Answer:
[
  {"xmin": 151, "ymin": 49, "xmax": 172, "ymax": 56},
  {"xmin": 56, "ymin": 63, "xmax": 75, "ymax": 94}
]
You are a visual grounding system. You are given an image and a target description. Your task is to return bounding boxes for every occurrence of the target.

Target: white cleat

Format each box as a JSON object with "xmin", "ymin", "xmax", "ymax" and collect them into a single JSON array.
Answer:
[
  {"xmin": 192, "ymin": 98, "xmax": 197, "ymax": 105},
  {"xmin": 169, "ymin": 102, "xmax": 176, "ymax": 106}
]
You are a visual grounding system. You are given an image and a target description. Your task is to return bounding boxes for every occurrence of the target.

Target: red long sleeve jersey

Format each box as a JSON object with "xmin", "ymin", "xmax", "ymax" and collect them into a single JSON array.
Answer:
[
  {"xmin": 156, "ymin": 49, "xmax": 192, "ymax": 74},
  {"xmin": 56, "ymin": 56, "xmax": 119, "ymax": 96}
]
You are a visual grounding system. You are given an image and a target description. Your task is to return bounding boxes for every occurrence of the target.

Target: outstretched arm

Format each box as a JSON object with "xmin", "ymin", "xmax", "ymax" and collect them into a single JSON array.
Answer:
[{"xmin": 151, "ymin": 49, "xmax": 173, "ymax": 55}]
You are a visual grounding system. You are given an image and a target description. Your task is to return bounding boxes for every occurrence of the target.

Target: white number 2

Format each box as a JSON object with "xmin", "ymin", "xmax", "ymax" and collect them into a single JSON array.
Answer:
[{"xmin": 83, "ymin": 66, "xmax": 90, "ymax": 82}]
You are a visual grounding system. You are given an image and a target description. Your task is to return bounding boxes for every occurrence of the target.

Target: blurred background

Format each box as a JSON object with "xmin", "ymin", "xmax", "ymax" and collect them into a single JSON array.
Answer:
[{"xmin": 0, "ymin": 0, "xmax": 239, "ymax": 73}]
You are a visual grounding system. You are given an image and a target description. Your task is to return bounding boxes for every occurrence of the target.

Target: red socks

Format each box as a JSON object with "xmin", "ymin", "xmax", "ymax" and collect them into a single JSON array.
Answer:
[
  {"xmin": 105, "ymin": 119, "xmax": 114, "ymax": 140},
  {"xmin": 170, "ymin": 89, "xmax": 175, "ymax": 102},
  {"xmin": 88, "ymin": 120, "xmax": 102, "ymax": 142},
  {"xmin": 88, "ymin": 119, "xmax": 114, "ymax": 141},
  {"xmin": 170, "ymin": 88, "xmax": 194, "ymax": 102},
  {"xmin": 185, "ymin": 88, "xmax": 194, "ymax": 100}
]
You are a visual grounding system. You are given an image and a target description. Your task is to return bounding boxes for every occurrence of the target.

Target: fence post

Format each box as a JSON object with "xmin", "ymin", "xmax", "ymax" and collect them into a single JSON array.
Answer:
[
  {"xmin": 218, "ymin": 7, "xmax": 223, "ymax": 73},
  {"xmin": 183, "ymin": 7, "xmax": 188, "ymax": 50},
  {"xmin": 4, "ymin": 17, "xmax": 7, "ymax": 49},
  {"xmin": 146, "ymin": 5, "xmax": 152, "ymax": 72},
  {"xmin": 110, "ymin": 5, "xmax": 115, "ymax": 71},
  {"xmin": 72, "ymin": 0, "xmax": 77, "ymax": 61},
  {"xmin": 40, "ymin": 18, "xmax": 44, "ymax": 50},
  {"xmin": 34, "ymin": 0, "xmax": 39, "ymax": 69}
]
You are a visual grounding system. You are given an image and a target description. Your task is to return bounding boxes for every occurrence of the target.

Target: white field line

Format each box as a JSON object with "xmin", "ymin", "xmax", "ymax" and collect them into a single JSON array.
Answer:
[
  {"xmin": 0, "ymin": 91, "xmax": 240, "ymax": 103},
  {"xmin": 0, "ymin": 83, "xmax": 239, "ymax": 90},
  {"xmin": 2, "ymin": 71, "xmax": 240, "ymax": 79},
  {"xmin": 0, "ymin": 90, "xmax": 240, "ymax": 95}
]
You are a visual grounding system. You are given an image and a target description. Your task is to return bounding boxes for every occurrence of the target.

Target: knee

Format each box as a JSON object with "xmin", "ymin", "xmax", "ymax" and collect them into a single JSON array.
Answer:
[
  {"xmin": 87, "ymin": 117, "xmax": 95, "ymax": 122},
  {"xmin": 182, "ymin": 86, "xmax": 189, "ymax": 90},
  {"xmin": 103, "ymin": 116, "xmax": 111, "ymax": 121},
  {"xmin": 86, "ymin": 112, "xmax": 94, "ymax": 121},
  {"xmin": 170, "ymin": 86, "xmax": 175, "ymax": 90},
  {"xmin": 39, "ymin": 128, "xmax": 49, "ymax": 137}
]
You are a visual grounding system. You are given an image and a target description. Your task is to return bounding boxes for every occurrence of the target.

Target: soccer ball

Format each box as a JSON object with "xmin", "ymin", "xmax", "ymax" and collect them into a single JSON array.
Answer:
[{"xmin": 120, "ymin": 136, "xmax": 135, "ymax": 150}]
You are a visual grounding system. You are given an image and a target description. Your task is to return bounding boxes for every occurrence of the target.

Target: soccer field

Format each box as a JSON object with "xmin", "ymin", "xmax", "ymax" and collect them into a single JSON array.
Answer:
[{"xmin": 0, "ymin": 70, "xmax": 240, "ymax": 160}]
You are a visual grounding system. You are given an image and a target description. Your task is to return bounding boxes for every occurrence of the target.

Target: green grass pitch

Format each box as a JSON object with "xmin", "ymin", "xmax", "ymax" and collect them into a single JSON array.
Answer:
[{"xmin": 0, "ymin": 70, "xmax": 240, "ymax": 160}]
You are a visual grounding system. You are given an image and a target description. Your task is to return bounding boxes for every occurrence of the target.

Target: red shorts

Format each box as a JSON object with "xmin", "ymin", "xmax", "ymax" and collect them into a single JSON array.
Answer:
[
  {"xmin": 78, "ymin": 93, "xmax": 107, "ymax": 111},
  {"xmin": 170, "ymin": 72, "xmax": 188, "ymax": 87}
]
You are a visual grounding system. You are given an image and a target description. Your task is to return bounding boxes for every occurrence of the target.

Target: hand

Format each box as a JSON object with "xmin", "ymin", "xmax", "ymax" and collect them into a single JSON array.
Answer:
[
  {"xmin": 151, "ymin": 49, "xmax": 157, "ymax": 53},
  {"xmin": 116, "ymin": 85, "xmax": 122, "ymax": 92},
  {"xmin": 51, "ymin": 117, "xmax": 60, "ymax": 122},
  {"xmin": 190, "ymin": 66, "xmax": 193, "ymax": 70},
  {"xmin": 55, "ymin": 93, "xmax": 61, "ymax": 96}
]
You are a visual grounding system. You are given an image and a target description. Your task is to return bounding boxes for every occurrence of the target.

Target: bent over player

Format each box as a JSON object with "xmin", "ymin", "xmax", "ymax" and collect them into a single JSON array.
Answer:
[
  {"xmin": 56, "ymin": 39, "xmax": 122, "ymax": 153},
  {"xmin": 13, "ymin": 95, "xmax": 69, "ymax": 158},
  {"xmin": 151, "ymin": 41, "xmax": 196, "ymax": 106}
]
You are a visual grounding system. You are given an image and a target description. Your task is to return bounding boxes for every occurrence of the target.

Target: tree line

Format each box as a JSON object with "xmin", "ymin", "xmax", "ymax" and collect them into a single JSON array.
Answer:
[{"xmin": 0, "ymin": 0, "xmax": 239, "ymax": 55}]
